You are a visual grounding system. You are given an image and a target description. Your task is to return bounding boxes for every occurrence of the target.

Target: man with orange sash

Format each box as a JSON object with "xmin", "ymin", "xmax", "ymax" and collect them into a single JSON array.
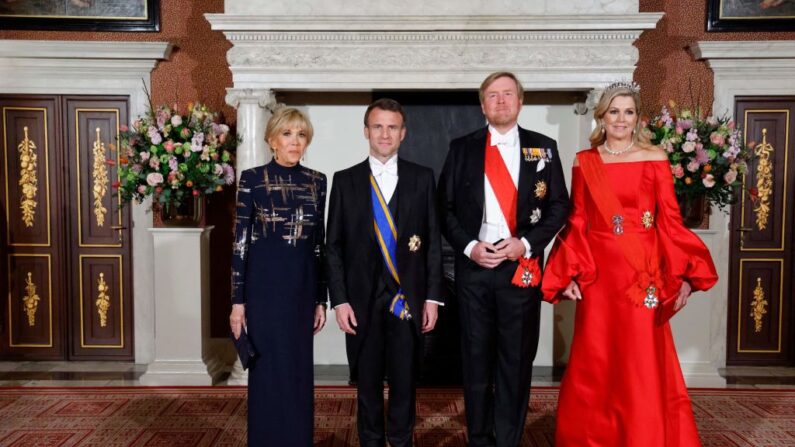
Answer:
[
  {"xmin": 326, "ymin": 98, "xmax": 443, "ymax": 447},
  {"xmin": 438, "ymin": 72, "xmax": 570, "ymax": 447}
]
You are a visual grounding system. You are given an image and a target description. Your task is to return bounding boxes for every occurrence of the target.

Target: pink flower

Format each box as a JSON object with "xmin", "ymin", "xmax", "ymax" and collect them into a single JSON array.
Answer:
[
  {"xmin": 682, "ymin": 141, "xmax": 696, "ymax": 153},
  {"xmin": 149, "ymin": 157, "xmax": 160, "ymax": 169},
  {"xmin": 137, "ymin": 185, "xmax": 146, "ymax": 194},
  {"xmin": 665, "ymin": 142, "xmax": 674, "ymax": 153},
  {"xmin": 223, "ymin": 163, "xmax": 235, "ymax": 185},
  {"xmin": 213, "ymin": 163, "xmax": 224, "ymax": 176},
  {"xmin": 728, "ymin": 121, "xmax": 735, "ymax": 130},
  {"xmin": 710, "ymin": 132, "xmax": 725, "ymax": 146},
  {"xmin": 675, "ymin": 126, "xmax": 684, "ymax": 135},
  {"xmin": 671, "ymin": 164, "xmax": 685, "ymax": 178},
  {"xmin": 164, "ymin": 140, "xmax": 175, "ymax": 153},
  {"xmin": 724, "ymin": 169, "xmax": 738, "ymax": 184},
  {"xmin": 687, "ymin": 160, "xmax": 700, "ymax": 173},
  {"xmin": 181, "ymin": 127, "xmax": 191, "ymax": 139},
  {"xmin": 120, "ymin": 124, "xmax": 129, "ymax": 132},
  {"xmin": 146, "ymin": 172, "xmax": 164, "ymax": 186},
  {"xmin": 702, "ymin": 174, "xmax": 715, "ymax": 188},
  {"xmin": 147, "ymin": 126, "xmax": 162, "ymax": 145},
  {"xmin": 140, "ymin": 151, "xmax": 150, "ymax": 161}
]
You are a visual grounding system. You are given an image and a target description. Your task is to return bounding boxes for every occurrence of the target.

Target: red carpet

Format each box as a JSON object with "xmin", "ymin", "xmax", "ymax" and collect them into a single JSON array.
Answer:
[{"xmin": 0, "ymin": 386, "xmax": 793, "ymax": 446}]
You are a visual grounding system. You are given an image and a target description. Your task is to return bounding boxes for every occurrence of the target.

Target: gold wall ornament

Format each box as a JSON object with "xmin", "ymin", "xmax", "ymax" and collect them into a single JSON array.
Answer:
[
  {"xmin": 18, "ymin": 126, "xmax": 39, "ymax": 227},
  {"xmin": 92, "ymin": 128, "xmax": 109, "ymax": 227},
  {"xmin": 95, "ymin": 272, "xmax": 111, "ymax": 328},
  {"xmin": 750, "ymin": 277, "xmax": 768, "ymax": 333},
  {"xmin": 753, "ymin": 129, "xmax": 773, "ymax": 231},
  {"xmin": 22, "ymin": 272, "xmax": 40, "ymax": 327}
]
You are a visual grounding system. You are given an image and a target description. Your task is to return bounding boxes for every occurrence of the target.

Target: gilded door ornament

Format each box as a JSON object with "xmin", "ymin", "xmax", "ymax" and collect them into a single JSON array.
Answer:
[
  {"xmin": 18, "ymin": 126, "xmax": 38, "ymax": 228},
  {"xmin": 753, "ymin": 129, "xmax": 773, "ymax": 231},
  {"xmin": 750, "ymin": 277, "xmax": 768, "ymax": 333},
  {"xmin": 92, "ymin": 127, "xmax": 109, "ymax": 227},
  {"xmin": 96, "ymin": 272, "xmax": 111, "ymax": 328},
  {"xmin": 22, "ymin": 272, "xmax": 40, "ymax": 327}
]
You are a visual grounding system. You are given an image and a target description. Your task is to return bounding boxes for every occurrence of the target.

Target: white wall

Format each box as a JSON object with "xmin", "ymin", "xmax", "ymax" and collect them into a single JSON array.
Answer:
[{"xmin": 301, "ymin": 103, "xmax": 584, "ymax": 366}]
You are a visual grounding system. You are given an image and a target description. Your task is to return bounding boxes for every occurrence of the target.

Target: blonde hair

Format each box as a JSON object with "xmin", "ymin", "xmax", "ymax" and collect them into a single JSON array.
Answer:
[
  {"xmin": 588, "ymin": 86, "xmax": 652, "ymax": 148},
  {"xmin": 265, "ymin": 107, "xmax": 314, "ymax": 150},
  {"xmin": 479, "ymin": 71, "xmax": 524, "ymax": 104}
]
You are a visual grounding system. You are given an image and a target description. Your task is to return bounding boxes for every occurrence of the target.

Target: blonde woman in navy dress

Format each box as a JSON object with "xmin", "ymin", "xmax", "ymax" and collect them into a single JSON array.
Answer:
[{"xmin": 229, "ymin": 108, "xmax": 328, "ymax": 446}]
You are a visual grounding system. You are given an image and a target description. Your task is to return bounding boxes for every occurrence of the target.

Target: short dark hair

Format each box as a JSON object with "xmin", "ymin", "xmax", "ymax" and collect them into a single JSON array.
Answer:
[{"xmin": 364, "ymin": 98, "xmax": 405, "ymax": 127}]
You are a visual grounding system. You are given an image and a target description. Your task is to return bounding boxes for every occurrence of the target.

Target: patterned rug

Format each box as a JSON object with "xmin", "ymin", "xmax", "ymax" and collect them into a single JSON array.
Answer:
[{"xmin": 0, "ymin": 386, "xmax": 793, "ymax": 446}]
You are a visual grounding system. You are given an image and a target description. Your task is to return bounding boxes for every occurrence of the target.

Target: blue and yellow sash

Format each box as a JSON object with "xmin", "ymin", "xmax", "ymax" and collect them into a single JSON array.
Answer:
[{"xmin": 370, "ymin": 174, "xmax": 412, "ymax": 320}]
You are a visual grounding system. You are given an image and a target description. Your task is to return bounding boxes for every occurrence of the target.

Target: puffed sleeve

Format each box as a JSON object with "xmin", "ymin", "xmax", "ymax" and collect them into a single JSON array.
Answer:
[
  {"xmin": 231, "ymin": 168, "xmax": 255, "ymax": 305},
  {"xmin": 541, "ymin": 167, "xmax": 596, "ymax": 303},
  {"xmin": 654, "ymin": 162, "xmax": 718, "ymax": 295},
  {"xmin": 314, "ymin": 173, "xmax": 329, "ymax": 306}
]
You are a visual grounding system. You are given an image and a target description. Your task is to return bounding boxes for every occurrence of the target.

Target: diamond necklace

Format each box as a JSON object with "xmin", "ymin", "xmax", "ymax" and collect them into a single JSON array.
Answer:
[{"xmin": 603, "ymin": 140, "xmax": 634, "ymax": 156}]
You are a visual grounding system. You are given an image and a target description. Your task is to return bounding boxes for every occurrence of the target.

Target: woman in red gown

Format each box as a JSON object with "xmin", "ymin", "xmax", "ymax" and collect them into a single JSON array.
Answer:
[{"xmin": 541, "ymin": 83, "xmax": 718, "ymax": 447}]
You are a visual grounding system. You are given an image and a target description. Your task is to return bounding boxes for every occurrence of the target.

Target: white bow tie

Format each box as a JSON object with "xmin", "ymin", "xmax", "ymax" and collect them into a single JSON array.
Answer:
[
  {"xmin": 490, "ymin": 132, "xmax": 516, "ymax": 147},
  {"xmin": 371, "ymin": 162, "xmax": 397, "ymax": 177}
]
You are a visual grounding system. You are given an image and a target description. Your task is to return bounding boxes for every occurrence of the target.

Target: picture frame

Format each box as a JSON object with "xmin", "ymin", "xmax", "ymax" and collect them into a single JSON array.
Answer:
[
  {"xmin": 707, "ymin": 0, "xmax": 795, "ymax": 32},
  {"xmin": 0, "ymin": 0, "xmax": 159, "ymax": 32}
]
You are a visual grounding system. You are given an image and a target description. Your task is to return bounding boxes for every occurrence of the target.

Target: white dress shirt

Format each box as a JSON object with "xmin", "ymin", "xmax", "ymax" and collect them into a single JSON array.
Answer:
[{"xmin": 464, "ymin": 125, "xmax": 532, "ymax": 259}]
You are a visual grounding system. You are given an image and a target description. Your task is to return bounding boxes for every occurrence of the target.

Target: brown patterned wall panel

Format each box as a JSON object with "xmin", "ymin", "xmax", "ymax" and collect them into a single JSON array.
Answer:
[{"xmin": 2, "ymin": 105, "xmax": 53, "ymax": 247}]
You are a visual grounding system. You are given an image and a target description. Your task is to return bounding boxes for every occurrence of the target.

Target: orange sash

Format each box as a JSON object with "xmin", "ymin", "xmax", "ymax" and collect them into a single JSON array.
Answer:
[{"xmin": 576, "ymin": 149, "xmax": 664, "ymax": 309}]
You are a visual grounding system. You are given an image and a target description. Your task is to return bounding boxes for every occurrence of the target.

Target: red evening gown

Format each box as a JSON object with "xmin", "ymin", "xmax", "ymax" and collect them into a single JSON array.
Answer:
[{"xmin": 541, "ymin": 151, "xmax": 718, "ymax": 447}]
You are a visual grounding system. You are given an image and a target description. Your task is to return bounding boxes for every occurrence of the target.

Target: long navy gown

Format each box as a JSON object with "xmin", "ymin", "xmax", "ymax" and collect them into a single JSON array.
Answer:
[{"xmin": 231, "ymin": 161, "xmax": 327, "ymax": 447}]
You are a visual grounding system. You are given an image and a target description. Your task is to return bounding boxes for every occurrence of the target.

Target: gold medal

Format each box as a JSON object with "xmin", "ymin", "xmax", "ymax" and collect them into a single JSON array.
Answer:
[
  {"xmin": 534, "ymin": 180, "xmax": 547, "ymax": 199},
  {"xmin": 408, "ymin": 234, "xmax": 421, "ymax": 252}
]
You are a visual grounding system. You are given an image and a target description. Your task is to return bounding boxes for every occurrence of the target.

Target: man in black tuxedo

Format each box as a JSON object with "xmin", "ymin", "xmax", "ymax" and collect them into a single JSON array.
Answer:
[
  {"xmin": 438, "ymin": 72, "xmax": 569, "ymax": 447},
  {"xmin": 326, "ymin": 98, "xmax": 443, "ymax": 447}
]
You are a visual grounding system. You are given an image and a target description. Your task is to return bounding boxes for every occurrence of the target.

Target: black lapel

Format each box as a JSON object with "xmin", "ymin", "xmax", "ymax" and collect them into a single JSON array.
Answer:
[
  {"xmin": 354, "ymin": 159, "xmax": 375, "ymax": 244},
  {"xmin": 516, "ymin": 127, "xmax": 535, "ymax": 220},
  {"xmin": 469, "ymin": 127, "xmax": 488, "ymax": 213},
  {"xmin": 396, "ymin": 158, "xmax": 414, "ymax": 240}
]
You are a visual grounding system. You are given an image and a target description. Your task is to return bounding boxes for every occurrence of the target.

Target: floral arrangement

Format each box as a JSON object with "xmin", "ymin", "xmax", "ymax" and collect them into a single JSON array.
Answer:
[
  {"xmin": 647, "ymin": 102, "xmax": 751, "ymax": 212},
  {"xmin": 115, "ymin": 102, "xmax": 237, "ymax": 207}
]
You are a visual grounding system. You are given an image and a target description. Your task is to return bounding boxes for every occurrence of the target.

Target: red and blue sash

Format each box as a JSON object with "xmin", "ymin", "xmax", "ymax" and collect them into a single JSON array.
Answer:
[{"xmin": 370, "ymin": 174, "xmax": 412, "ymax": 320}]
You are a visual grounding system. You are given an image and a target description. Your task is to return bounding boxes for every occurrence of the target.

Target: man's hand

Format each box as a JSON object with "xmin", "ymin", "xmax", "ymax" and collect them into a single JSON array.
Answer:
[
  {"xmin": 313, "ymin": 304, "xmax": 327, "ymax": 335},
  {"xmin": 421, "ymin": 302, "xmax": 439, "ymax": 333},
  {"xmin": 471, "ymin": 241, "xmax": 507, "ymax": 269},
  {"xmin": 494, "ymin": 237, "xmax": 526, "ymax": 261},
  {"xmin": 674, "ymin": 281, "xmax": 692, "ymax": 311},
  {"xmin": 334, "ymin": 303, "xmax": 358, "ymax": 335},
  {"xmin": 229, "ymin": 304, "xmax": 246, "ymax": 339}
]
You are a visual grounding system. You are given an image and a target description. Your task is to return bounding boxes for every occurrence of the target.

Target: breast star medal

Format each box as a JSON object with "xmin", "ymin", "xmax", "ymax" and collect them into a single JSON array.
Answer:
[
  {"xmin": 534, "ymin": 180, "xmax": 547, "ymax": 199},
  {"xmin": 641, "ymin": 210, "xmax": 654, "ymax": 230},
  {"xmin": 408, "ymin": 234, "xmax": 421, "ymax": 252},
  {"xmin": 530, "ymin": 208, "xmax": 542, "ymax": 224}
]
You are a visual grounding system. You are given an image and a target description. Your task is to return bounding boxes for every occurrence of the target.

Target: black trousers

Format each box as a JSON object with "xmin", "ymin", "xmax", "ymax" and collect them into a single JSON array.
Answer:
[
  {"xmin": 457, "ymin": 260, "xmax": 541, "ymax": 447},
  {"xmin": 356, "ymin": 292, "xmax": 417, "ymax": 447}
]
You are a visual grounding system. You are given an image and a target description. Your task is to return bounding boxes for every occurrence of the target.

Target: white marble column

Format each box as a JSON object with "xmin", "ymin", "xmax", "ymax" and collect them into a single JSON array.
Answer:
[
  {"xmin": 225, "ymin": 88, "xmax": 277, "ymax": 172},
  {"xmin": 140, "ymin": 227, "xmax": 214, "ymax": 385}
]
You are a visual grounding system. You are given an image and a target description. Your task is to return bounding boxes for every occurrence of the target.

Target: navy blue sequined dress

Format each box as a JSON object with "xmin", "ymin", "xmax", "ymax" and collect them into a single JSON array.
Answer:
[{"xmin": 231, "ymin": 161, "xmax": 327, "ymax": 447}]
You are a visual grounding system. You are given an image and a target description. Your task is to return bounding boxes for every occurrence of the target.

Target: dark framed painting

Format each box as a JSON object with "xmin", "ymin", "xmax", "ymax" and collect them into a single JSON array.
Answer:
[
  {"xmin": 707, "ymin": 0, "xmax": 795, "ymax": 31},
  {"xmin": 0, "ymin": 0, "xmax": 159, "ymax": 32}
]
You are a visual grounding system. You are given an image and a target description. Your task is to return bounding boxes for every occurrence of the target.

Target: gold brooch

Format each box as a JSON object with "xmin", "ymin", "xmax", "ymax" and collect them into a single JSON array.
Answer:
[
  {"xmin": 641, "ymin": 210, "xmax": 654, "ymax": 230},
  {"xmin": 534, "ymin": 180, "xmax": 547, "ymax": 199},
  {"xmin": 408, "ymin": 235, "xmax": 421, "ymax": 252}
]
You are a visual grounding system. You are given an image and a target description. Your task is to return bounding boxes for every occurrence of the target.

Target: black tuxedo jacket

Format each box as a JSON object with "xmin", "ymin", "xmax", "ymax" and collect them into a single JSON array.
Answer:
[
  {"xmin": 438, "ymin": 126, "xmax": 570, "ymax": 271},
  {"xmin": 326, "ymin": 158, "xmax": 443, "ymax": 344}
]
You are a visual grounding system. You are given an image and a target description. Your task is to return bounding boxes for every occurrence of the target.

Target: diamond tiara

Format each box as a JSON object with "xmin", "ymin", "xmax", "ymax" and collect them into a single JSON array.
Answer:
[{"xmin": 604, "ymin": 80, "xmax": 640, "ymax": 94}]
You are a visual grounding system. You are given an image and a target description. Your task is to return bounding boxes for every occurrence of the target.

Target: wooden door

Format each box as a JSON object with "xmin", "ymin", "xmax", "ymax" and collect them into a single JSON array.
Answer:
[
  {"xmin": 728, "ymin": 97, "xmax": 795, "ymax": 366},
  {"xmin": 0, "ymin": 96, "xmax": 67, "ymax": 359},
  {"xmin": 65, "ymin": 97, "xmax": 133, "ymax": 360},
  {"xmin": 0, "ymin": 95, "xmax": 133, "ymax": 361}
]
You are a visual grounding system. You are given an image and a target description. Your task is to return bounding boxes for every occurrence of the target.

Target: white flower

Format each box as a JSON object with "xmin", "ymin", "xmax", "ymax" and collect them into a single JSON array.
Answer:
[
  {"xmin": 146, "ymin": 172, "xmax": 164, "ymax": 186},
  {"xmin": 682, "ymin": 141, "xmax": 696, "ymax": 153},
  {"xmin": 170, "ymin": 115, "xmax": 183, "ymax": 126},
  {"xmin": 702, "ymin": 174, "xmax": 715, "ymax": 188}
]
